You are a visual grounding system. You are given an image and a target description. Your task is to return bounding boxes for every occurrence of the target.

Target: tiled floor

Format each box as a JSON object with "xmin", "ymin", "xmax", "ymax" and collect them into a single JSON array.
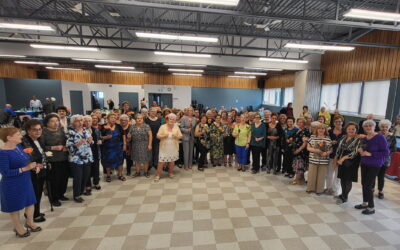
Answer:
[{"xmin": 1, "ymin": 166, "xmax": 400, "ymax": 250}]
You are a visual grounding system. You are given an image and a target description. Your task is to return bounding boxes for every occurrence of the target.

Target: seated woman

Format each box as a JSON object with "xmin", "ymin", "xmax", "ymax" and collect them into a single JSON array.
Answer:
[{"xmin": 0, "ymin": 127, "xmax": 41, "ymax": 238}]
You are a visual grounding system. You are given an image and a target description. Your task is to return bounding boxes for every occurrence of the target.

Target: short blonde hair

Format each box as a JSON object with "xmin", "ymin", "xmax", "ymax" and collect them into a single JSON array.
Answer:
[{"xmin": 0, "ymin": 127, "xmax": 20, "ymax": 142}]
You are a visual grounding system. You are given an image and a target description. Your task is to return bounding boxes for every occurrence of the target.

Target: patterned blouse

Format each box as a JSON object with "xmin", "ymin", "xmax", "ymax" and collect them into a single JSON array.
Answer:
[
  {"xmin": 293, "ymin": 128, "xmax": 311, "ymax": 160},
  {"xmin": 66, "ymin": 128, "xmax": 93, "ymax": 165},
  {"xmin": 196, "ymin": 123, "xmax": 210, "ymax": 149},
  {"xmin": 336, "ymin": 136, "xmax": 361, "ymax": 160}
]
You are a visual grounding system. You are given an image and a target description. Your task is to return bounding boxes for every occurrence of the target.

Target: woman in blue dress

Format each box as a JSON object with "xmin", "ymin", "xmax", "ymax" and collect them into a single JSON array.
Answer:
[
  {"xmin": 100, "ymin": 113, "xmax": 125, "ymax": 182},
  {"xmin": 0, "ymin": 127, "xmax": 41, "ymax": 238}
]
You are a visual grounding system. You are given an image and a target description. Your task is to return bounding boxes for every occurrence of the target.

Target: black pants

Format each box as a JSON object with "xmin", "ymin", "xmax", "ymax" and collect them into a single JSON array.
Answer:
[
  {"xmin": 261, "ymin": 147, "xmax": 267, "ymax": 167},
  {"xmin": 71, "ymin": 163, "xmax": 91, "ymax": 198},
  {"xmin": 361, "ymin": 164, "xmax": 380, "ymax": 208},
  {"xmin": 197, "ymin": 143, "xmax": 208, "ymax": 169},
  {"xmin": 86, "ymin": 160, "xmax": 100, "ymax": 187},
  {"xmin": 276, "ymin": 150, "xmax": 283, "ymax": 172},
  {"xmin": 340, "ymin": 179, "xmax": 352, "ymax": 200},
  {"xmin": 48, "ymin": 161, "xmax": 69, "ymax": 202},
  {"xmin": 150, "ymin": 142, "xmax": 160, "ymax": 169},
  {"xmin": 267, "ymin": 146, "xmax": 280, "ymax": 172},
  {"xmin": 194, "ymin": 142, "xmax": 199, "ymax": 163},
  {"xmin": 375, "ymin": 165, "xmax": 388, "ymax": 192},
  {"xmin": 251, "ymin": 146, "xmax": 264, "ymax": 172},
  {"xmin": 30, "ymin": 171, "xmax": 45, "ymax": 218},
  {"xmin": 124, "ymin": 153, "xmax": 133, "ymax": 175},
  {"xmin": 282, "ymin": 150, "xmax": 294, "ymax": 175}
]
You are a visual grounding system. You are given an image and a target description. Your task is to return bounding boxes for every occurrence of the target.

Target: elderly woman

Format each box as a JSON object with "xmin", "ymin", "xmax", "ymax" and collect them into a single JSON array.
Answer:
[
  {"xmin": 233, "ymin": 114, "xmax": 251, "ymax": 171},
  {"xmin": 0, "ymin": 127, "xmax": 41, "ymax": 237},
  {"xmin": 85, "ymin": 115, "xmax": 102, "ymax": 193},
  {"xmin": 155, "ymin": 113, "xmax": 182, "ymax": 181},
  {"xmin": 282, "ymin": 117, "xmax": 298, "ymax": 178},
  {"xmin": 265, "ymin": 113, "xmax": 285, "ymax": 174},
  {"xmin": 375, "ymin": 119, "xmax": 396, "ymax": 199},
  {"xmin": 290, "ymin": 118, "xmax": 311, "ymax": 185},
  {"xmin": 180, "ymin": 107, "xmax": 196, "ymax": 170},
  {"xmin": 393, "ymin": 115, "xmax": 400, "ymax": 137},
  {"xmin": 306, "ymin": 123, "xmax": 333, "ymax": 194},
  {"xmin": 43, "ymin": 114, "xmax": 69, "ymax": 207},
  {"xmin": 299, "ymin": 106, "xmax": 311, "ymax": 119},
  {"xmin": 326, "ymin": 115, "xmax": 345, "ymax": 196},
  {"xmin": 335, "ymin": 122, "xmax": 361, "ymax": 204},
  {"xmin": 210, "ymin": 115, "xmax": 225, "ymax": 167},
  {"xmin": 356, "ymin": 120, "xmax": 390, "ymax": 215},
  {"xmin": 101, "ymin": 113, "xmax": 125, "ymax": 182},
  {"xmin": 21, "ymin": 120, "xmax": 46, "ymax": 223},
  {"xmin": 250, "ymin": 113, "xmax": 266, "ymax": 174},
  {"xmin": 318, "ymin": 106, "xmax": 331, "ymax": 126},
  {"xmin": 195, "ymin": 114, "xmax": 210, "ymax": 171},
  {"xmin": 66, "ymin": 115, "xmax": 93, "ymax": 203},
  {"xmin": 145, "ymin": 107, "xmax": 161, "ymax": 170},
  {"xmin": 129, "ymin": 114, "xmax": 152, "ymax": 178},
  {"xmin": 223, "ymin": 114, "xmax": 235, "ymax": 167},
  {"xmin": 119, "ymin": 114, "xmax": 133, "ymax": 176}
]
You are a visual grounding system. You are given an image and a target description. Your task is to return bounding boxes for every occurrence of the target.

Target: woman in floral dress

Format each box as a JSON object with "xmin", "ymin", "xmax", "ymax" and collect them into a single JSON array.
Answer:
[{"xmin": 209, "ymin": 115, "xmax": 225, "ymax": 167}]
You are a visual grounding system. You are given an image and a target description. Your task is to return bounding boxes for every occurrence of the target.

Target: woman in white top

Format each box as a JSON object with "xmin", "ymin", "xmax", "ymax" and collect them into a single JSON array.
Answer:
[{"xmin": 155, "ymin": 113, "xmax": 182, "ymax": 181}]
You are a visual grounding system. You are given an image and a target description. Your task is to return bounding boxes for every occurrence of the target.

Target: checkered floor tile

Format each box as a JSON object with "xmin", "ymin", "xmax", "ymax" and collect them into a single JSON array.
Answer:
[{"xmin": 1, "ymin": 165, "xmax": 400, "ymax": 250}]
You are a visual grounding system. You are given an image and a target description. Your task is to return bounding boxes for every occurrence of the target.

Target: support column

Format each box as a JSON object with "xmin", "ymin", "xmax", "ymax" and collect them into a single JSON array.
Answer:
[{"xmin": 293, "ymin": 70, "xmax": 322, "ymax": 118}]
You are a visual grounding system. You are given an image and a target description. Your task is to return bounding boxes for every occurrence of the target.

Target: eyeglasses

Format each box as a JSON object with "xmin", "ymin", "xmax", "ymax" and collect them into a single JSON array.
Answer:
[
  {"xmin": 255, "ymin": 116, "xmax": 261, "ymax": 119},
  {"xmin": 30, "ymin": 128, "xmax": 42, "ymax": 132}
]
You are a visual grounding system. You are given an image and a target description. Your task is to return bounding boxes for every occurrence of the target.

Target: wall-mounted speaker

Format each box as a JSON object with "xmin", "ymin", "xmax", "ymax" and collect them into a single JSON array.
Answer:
[
  {"xmin": 36, "ymin": 71, "xmax": 49, "ymax": 79},
  {"xmin": 257, "ymin": 79, "xmax": 265, "ymax": 89}
]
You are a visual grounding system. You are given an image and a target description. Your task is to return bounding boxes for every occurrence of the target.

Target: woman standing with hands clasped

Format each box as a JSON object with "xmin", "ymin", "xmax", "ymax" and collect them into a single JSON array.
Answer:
[
  {"xmin": 195, "ymin": 114, "xmax": 210, "ymax": 171},
  {"xmin": 232, "ymin": 114, "xmax": 251, "ymax": 172},
  {"xmin": 0, "ymin": 127, "xmax": 41, "ymax": 238},
  {"xmin": 250, "ymin": 113, "xmax": 266, "ymax": 174}
]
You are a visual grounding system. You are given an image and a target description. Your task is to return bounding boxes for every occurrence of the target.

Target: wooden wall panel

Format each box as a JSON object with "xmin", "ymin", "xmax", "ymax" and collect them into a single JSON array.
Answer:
[
  {"xmin": 0, "ymin": 63, "xmax": 259, "ymax": 89},
  {"xmin": 321, "ymin": 30, "xmax": 400, "ymax": 84},
  {"xmin": 264, "ymin": 73, "xmax": 295, "ymax": 88}
]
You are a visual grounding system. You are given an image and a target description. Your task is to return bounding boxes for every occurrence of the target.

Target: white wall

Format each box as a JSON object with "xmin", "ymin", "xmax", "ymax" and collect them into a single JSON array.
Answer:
[
  {"xmin": 143, "ymin": 84, "xmax": 191, "ymax": 109},
  {"xmin": 61, "ymin": 80, "xmax": 144, "ymax": 113},
  {"xmin": 293, "ymin": 70, "xmax": 308, "ymax": 118}
]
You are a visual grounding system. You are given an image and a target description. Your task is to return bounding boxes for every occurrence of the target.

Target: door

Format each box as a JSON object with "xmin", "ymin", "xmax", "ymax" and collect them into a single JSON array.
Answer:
[
  {"xmin": 119, "ymin": 92, "xmax": 139, "ymax": 112},
  {"xmin": 148, "ymin": 93, "xmax": 173, "ymax": 108},
  {"xmin": 70, "ymin": 90, "xmax": 84, "ymax": 115}
]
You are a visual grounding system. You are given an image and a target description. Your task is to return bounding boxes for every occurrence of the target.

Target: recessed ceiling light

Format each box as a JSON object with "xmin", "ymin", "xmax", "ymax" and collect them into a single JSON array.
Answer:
[
  {"xmin": 109, "ymin": 12, "xmax": 120, "ymax": 17},
  {"xmin": 234, "ymin": 71, "xmax": 267, "ymax": 76},
  {"xmin": 46, "ymin": 67, "xmax": 81, "ymax": 71},
  {"xmin": 163, "ymin": 63, "xmax": 206, "ymax": 67},
  {"xmin": 0, "ymin": 23, "xmax": 54, "ymax": 31},
  {"xmin": 285, "ymin": 43, "xmax": 354, "ymax": 51},
  {"xmin": 14, "ymin": 61, "xmax": 59, "ymax": 65},
  {"xmin": 172, "ymin": 73, "xmax": 202, "ymax": 77},
  {"xmin": 0, "ymin": 55, "xmax": 26, "ymax": 58},
  {"xmin": 95, "ymin": 65, "xmax": 135, "ymax": 70},
  {"xmin": 173, "ymin": 0, "xmax": 239, "ymax": 6},
  {"xmin": 168, "ymin": 68, "xmax": 204, "ymax": 73},
  {"xmin": 136, "ymin": 32, "xmax": 218, "ymax": 43},
  {"xmin": 72, "ymin": 58, "xmax": 122, "ymax": 63},
  {"xmin": 111, "ymin": 70, "xmax": 144, "ymax": 74},
  {"xmin": 344, "ymin": 8, "xmax": 400, "ymax": 22},
  {"xmin": 244, "ymin": 67, "xmax": 283, "ymax": 71},
  {"xmin": 30, "ymin": 44, "xmax": 99, "ymax": 51},
  {"xmin": 259, "ymin": 57, "xmax": 308, "ymax": 64},
  {"xmin": 228, "ymin": 75, "xmax": 256, "ymax": 79},
  {"xmin": 154, "ymin": 51, "xmax": 211, "ymax": 58}
]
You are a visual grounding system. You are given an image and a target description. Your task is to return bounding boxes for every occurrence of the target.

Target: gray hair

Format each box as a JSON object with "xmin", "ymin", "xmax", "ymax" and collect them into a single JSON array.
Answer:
[
  {"xmin": 362, "ymin": 119, "xmax": 376, "ymax": 128},
  {"xmin": 166, "ymin": 113, "xmax": 177, "ymax": 120},
  {"xmin": 83, "ymin": 115, "xmax": 92, "ymax": 121},
  {"xmin": 379, "ymin": 119, "xmax": 392, "ymax": 129},
  {"xmin": 119, "ymin": 114, "xmax": 129, "ymax": 120},
  {"xmin": 70, "ymin": 114, "xmax": 83, "ymax": 124},
  {"xmin": 264, "ymin": 110, "xmax": 272, "ymax": 115},
  {"xmin": 141, "ymin": 108, "xmax": 148, "ymax": 113}
]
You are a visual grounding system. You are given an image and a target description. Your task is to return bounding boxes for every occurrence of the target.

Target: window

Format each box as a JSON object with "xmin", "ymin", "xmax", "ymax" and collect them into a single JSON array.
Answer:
[
  {"xmin": 263, "ymin": 88, "xmax": 281, "ymax": 106},
  {"xmin": 320, "ymin": 84, "xmax": 339, "ymax": 111},
  {"xmin": 283, "ymin": 87, "xmax": 294, "ymax": 105},
  {"xmin": 361, "ymin": 80, "xmax": 390, "ymax": 117},
  {"xmin": 338, "ymin": 82, "xmax": 362, "ymax": 113}
]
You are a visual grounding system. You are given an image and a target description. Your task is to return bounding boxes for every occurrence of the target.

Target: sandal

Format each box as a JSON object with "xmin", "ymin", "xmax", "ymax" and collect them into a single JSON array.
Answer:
[
  {"xmin": 118, "ymin": 176, "xmax": 126, "ymax": 181},
  {"xmin": 154, "ymin": 175, "xmax": 160, "ymax": 182},
  {"xmin": 106, "ymin": 176, "xmax": 111, "ymax": 182}
]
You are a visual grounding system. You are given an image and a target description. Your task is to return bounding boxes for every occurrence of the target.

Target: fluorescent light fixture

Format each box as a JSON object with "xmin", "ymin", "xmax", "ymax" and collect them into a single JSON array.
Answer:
[
  {"xmin": 228, "ymin": 75, "xmax": 256, "ymax": 79},
  {"xmin": 0, "ymin": 55, "xmax": 26, "ymax": 58},
  {"xmin": 259, "ymin": 57, "xmax": 308, "ymax": 64},
  {"xmin": 343, "ymin": 8, "xmax": 400, "ymax": 22},
  {"xmin": 136, "ymin": 32, "xmax": 218, "ymax": 43},
  {"xmin": 235, "ymin": 71, "xmax": 267, "ymax": 76},
  {"xmin": 285, "ymin": 43, "xmax": 354, "ymax": 51},
  {"xmin": 154, "ymin": 51, "xmax": 211, "ymax": 58},
  {"xmin": 0, "ymin": 23, "xmax": 54, "ymax": 31},
  {"xmin": 14, "ymin": 61, "xmax": 59, "ymax": 65},
  {"xmin": 244, "ymin": 67, "xmax": 283, "ymax": 71},
  {"xmin": 173, "ymin": 0, "xmax": 239, "ymax": 6},
  {"xmin": 72, "ymin": 58, "xmax": 122, "ymax": 63},
  {"xmin": 163, "ymin": 63, "xmax": 206, "ymax": 67},
  {"xmin": 172, "ymin": 73, "xmax": 202, "ymax": 77},
  {"xmin": 46, "ymin": 67, "xmax": 81, "ymax": 71},
  {"xmin": 95, "ymin": 65, "xmax": 135, "ymax": 70},
  {"xmin": 112, "ymin": 70, "xmax": 144, "ymax": 74},
  {"xmin": 168, "ymin": 68, "xmax": 204, "ymax": 73},
  {"xmin": 30, "ymin": 44, "xmax": 99, "ymax": 51}
]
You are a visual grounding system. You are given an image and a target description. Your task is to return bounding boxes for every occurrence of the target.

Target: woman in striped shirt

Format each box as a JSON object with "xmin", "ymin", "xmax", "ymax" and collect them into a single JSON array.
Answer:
[{"xmin": 306, "ymin": 123, "xmax": 333, "ymax": 194}]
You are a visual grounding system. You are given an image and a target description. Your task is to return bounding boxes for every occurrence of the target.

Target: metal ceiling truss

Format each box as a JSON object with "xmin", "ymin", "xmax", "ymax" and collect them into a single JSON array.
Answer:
[{"xmin": 0, "ymin": 0, "xmax": 399, "ymax": 59}]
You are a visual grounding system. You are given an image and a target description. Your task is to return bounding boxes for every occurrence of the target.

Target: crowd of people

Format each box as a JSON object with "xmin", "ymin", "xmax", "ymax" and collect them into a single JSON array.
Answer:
[{"xmin": 0, "ymin": 100, "xmax": 399, "ymax": 238}]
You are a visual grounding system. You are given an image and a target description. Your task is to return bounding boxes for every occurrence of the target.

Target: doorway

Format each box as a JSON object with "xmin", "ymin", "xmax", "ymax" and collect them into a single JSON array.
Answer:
[
  {"xmin": 91, "ymin": 91, "xmax": 104, "ymax": 110},
  {"xmin": 70, "ymin": 90, "xmax": 84, "ymax": 115},
  {"xmin": 148, "ymin": 93, "xmax": 173, "ymax": 109}
]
